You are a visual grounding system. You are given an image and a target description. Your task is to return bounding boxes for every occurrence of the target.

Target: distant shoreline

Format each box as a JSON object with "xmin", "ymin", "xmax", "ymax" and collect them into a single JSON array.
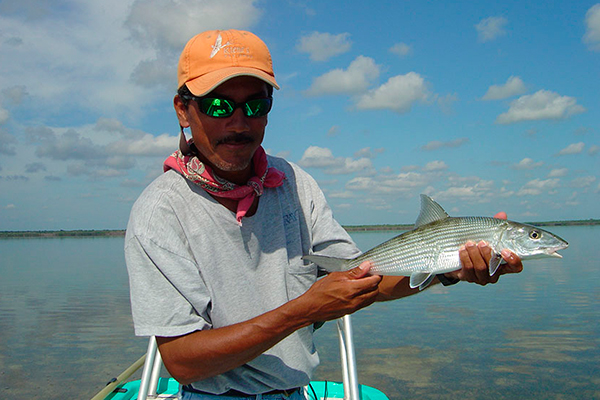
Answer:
[{"xmin": 1, "ymin": 219, "xmax": 598, "ymax": 238}]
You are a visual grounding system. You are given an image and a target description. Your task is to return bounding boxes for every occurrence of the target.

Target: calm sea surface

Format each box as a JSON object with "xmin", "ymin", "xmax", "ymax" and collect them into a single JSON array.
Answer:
[{"xmin": 0, "ymin": 226, "xmax": 598, "ymax": 399}]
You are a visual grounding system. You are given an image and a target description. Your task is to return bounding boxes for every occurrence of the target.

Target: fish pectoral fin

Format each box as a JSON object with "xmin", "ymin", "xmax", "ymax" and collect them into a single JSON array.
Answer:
[
  {"xmin": 410, "ymin": 272, "xmax": 435, "ymax": 290},
  {"xmin": 488, "ymin": 251, "xmax": 503, "ymax": 276}
]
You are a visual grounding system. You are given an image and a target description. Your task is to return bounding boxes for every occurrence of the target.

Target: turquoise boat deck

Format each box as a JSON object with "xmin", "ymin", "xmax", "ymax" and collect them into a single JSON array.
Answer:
[{"xmin": 103, "ymin": 377, "xmax": 389, "ymax": 399}]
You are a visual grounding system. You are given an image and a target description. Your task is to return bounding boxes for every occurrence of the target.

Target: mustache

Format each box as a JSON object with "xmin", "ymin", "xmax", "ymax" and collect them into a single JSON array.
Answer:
[{"xmin": 216, "ymin": 133, "xmax": 254, "ymax": 146}]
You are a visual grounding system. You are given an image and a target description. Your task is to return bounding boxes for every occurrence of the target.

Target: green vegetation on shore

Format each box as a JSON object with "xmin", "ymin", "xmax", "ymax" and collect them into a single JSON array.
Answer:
[
  {"xmin": 1, "ymin": 219, "xmax": 598, "ymax": 238},
  {"xmin": 344, "ymin": 219, "xmax": 600, "ymax": 231},
  {"xmin": 0, "ymin": 230, "xmax": 126, "ymax": 238}
]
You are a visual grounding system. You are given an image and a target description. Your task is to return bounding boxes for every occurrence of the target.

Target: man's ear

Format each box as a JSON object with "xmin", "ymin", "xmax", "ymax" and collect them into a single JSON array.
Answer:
[{"xmin": 174, "ymin": 95, "xmax": 190, "ymax": 128}]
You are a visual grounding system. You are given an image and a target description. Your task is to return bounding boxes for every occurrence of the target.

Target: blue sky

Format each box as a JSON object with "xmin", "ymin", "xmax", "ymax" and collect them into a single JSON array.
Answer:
[{"xmin": 0, "ymin": 0, "xmax": 598, "ymax": 231}]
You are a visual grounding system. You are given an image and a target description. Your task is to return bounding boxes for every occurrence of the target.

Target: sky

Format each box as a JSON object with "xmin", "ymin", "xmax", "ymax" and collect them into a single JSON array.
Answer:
[{"xmin": 0, "ymin": 0, "xmax": 599, "ymax": 231}]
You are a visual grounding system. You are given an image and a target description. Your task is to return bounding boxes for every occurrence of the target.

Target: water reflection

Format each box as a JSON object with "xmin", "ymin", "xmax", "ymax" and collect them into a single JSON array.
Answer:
[{"xmin": 0, "ymin": 237, "xmax": 148, "ymax": 399}]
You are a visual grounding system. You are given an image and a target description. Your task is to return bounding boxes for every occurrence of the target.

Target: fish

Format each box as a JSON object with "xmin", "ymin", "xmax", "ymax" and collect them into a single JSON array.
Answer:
[{"xmin": 303, "ymin": 194, "xmax": 569, "ymax": 290}]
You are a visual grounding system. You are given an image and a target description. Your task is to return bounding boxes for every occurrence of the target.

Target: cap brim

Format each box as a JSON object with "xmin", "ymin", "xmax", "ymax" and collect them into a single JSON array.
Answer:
[{"xmin": 185, "ymin": 67, "xmax": 280, "ymax": 96}]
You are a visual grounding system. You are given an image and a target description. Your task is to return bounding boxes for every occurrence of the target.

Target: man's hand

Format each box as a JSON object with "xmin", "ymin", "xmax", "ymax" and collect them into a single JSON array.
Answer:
[
  {"xmin": 444, "ymin": 211, "xmax": 523, "ymax": 286},
  {"xmin": 299, "ymin": 261, "xmax": 382, "ymax": 322}
]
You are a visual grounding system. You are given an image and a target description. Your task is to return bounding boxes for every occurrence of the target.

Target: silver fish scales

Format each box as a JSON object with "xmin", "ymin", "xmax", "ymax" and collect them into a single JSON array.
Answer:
[{"xmin": 303, "ymin": 195, "xmax": 568, "ymax": 290}]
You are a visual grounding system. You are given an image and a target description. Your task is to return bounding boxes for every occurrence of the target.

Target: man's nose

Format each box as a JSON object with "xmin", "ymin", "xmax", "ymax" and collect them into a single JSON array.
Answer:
[{"xmin": 225, "ymin": 108, "xmax": 250, "ymax": 132}]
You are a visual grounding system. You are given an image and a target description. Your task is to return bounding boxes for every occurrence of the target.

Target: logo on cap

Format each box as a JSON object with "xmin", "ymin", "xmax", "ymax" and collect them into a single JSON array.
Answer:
[{"xmin": 210, "ymin": 33, "xmax": 231, "ymax": 59}]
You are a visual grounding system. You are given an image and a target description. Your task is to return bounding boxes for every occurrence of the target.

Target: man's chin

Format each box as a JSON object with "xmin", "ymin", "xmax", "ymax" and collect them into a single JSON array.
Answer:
[{"xmin": 211, "ymin": 157, "xmax": 253, "ymax": 174}]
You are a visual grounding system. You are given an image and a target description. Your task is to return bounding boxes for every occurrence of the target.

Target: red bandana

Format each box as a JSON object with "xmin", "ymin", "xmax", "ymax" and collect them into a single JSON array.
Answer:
[{"xmin": 163, "ymin": 133, "xmax": 285, "ymax": 226}]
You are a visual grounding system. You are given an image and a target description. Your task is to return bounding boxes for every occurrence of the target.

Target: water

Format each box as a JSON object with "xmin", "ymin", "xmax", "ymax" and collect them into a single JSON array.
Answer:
[{"xmin": 1, "ymin": 226, "xmax": 598, "ymax": 399}]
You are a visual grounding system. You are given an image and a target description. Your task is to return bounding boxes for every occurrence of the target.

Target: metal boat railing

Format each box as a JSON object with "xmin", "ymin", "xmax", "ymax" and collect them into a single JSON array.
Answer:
[{"xmin": 130, "ymin": 314, "xmax": 362, "ymax": 400}]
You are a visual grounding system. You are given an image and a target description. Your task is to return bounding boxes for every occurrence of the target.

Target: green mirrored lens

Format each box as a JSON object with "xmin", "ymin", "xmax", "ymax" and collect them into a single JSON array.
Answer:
[
  {"xmin": 245, "ymin": 99, "xmax": 272, "ymax": 117},
  {"xmin": 200, "ymin": 98, "xmax": 234, "ymax": 117}
]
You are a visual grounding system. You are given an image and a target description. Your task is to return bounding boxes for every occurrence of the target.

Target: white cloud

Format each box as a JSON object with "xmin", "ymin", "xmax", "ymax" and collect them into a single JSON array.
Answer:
[
  {"xmin": 482, "ymin": 76, "xmax": 526, "ymax": 100},
  {"xmin": 583, "ymin": 4, "xmax": 600, "ymax": 51},
  {"xmin": 1, "ymin": 86, "xmax": 28, "ymax": 105},
  {"xmin": 557, "ymin": 142, "xmax": 585, "ymax": 156},
  {"xmin": 517, "ymin": 178, "xmax": 560, "ymax": 196},
  {"xmin": 353, "ymin": 147, "xmax": 385, "ymax": 159},
  {"xmin": 106, "ymin": 133, "xmax": 177, "ymax": 156},
  {"xmin": 346, "ymin": 172, "xmax": 430, "ymax": 194},
  {"xmin": 0, "ymin": 108, "xmax": 9, "ymax": 125},
  {"xmin": 298, "ymin": 146, "xmax": 375, "ymax": 175},
  {"xmin": 25, "ymin": 162, "xmax": 47, "ymax": 173},
  {"xmin": 358, "ymin": 197, "xmax": 392, "ymax": 211},
  {"xmin": 296, "ymin": 32, "xmax": 352, "ymax": 62},
  {"xmin": 570, "ymin": 176, "xmax": 596, "ymax": 188},
  {"xmin": 305, "ymin": 56, "xmax": 380, "ymax": 96},
  {"xmin": 126, "ymin": 0, "xmax": 262, "ymax": 54},
  {"xmin": 328, "ymin": 191, "xmax": 354, "ymax": 199},
  {"xmin": 421, "ymin": 138, "xmax": 469, "ymax": 151},
  {"xmin": 434, "ymin": 181, "xmax": 499, "ymax": 203},
  {"xmin": 496, "ymin": 90, "xmax": 586, "ymax": 124},
  {"xmin": 355, "ymin": 72, "xmax": 430, "ymax": 113},
  {"xmin": 298, "ymin": 146, "xmax": 337, "ymax": 168},
  {"xmin": 511, "ymin": 158, "xmax": 544, "ymax": 170},
  {"xmin": 34, "ymin": 129, "xmax": 104, "ymax": 161},
  {"xmin": 21, "ymin": 119, "xmax": 177, "ymax": 181},
  {"xmin": 389, "ymin": 42, "xmax": 412, "ymax": 57},
  {"xmin": 435, "ymin": 93, "xmax": 459, "ymax": 114},
  {"xmin": 475, "ymin": 16, "xmax": 508, "ymax": 42},
  {"xmin": 327, "ymin": 126, "xmax": 340, "ymax": 137},
  {"xmin": 548, "ymin": 168, "xmax": 568, "ymax": 177},
  {"xmin": 345, "ymin": 162, "xmax": 455, "ymax": 195},
  {"xmin": 326, "ymin": 158, "xmax": 374, "ymax": 175},
  {"xmin": 0, "ymin": 1, "xmax": 152, "ymax": 115},
  {"xmin": 589, "ymin": 145, "xmax": 600, "ymax": 156},
  {"xmin": 423, "ymin": 160, "xmax": 448, "ymax": 172}
]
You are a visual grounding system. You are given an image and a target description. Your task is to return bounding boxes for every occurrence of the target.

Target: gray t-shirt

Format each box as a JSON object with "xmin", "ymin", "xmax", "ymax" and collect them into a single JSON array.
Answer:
[{"xmin": 125, "ymin": 156, "xmax": 359, "ymax": 394}]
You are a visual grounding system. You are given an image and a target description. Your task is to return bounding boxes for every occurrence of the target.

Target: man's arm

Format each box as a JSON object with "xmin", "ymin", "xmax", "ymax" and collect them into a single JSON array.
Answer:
[{"xmin": 157, "ymin": 263, "xmax": 381, "ymax": 384}]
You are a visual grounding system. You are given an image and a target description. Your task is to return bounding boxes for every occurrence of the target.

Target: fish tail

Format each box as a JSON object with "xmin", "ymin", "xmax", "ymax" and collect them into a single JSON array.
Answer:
[{"xmin": 302, "ymin": 254, "xmax": 350, "ymax": 272}]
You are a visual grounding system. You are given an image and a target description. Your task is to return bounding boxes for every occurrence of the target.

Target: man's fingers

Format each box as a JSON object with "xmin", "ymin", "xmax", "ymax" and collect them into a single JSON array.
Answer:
[
  {"xmin": 458, "ymin": 241, "xmax": 498, "ymax": 285},
  {"xmin": 494, "ymin": 211, "xmax": 507, "ymax": 220},
  {"xmin": 467, "ymin": 241, "xmax": 489, "ymax": 283},
  {"xmin": 500, "ymin": 249, "xmax": 524, "ymax": 274}
]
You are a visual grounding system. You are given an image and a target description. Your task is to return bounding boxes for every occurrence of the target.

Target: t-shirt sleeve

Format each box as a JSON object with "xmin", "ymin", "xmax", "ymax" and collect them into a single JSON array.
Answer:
[{"xmin": 125, "ymin": 194, "xmax": 213, "ymax": 337}]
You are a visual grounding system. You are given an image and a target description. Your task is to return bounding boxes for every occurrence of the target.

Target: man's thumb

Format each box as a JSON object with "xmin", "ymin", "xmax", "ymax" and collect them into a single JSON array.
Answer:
[{"xmin": 347, "ymin": 261, "xmax": 372, "ymax": 279}]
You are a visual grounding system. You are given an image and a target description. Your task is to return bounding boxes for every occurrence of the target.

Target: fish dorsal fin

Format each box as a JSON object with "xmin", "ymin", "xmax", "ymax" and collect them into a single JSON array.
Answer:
[{"xmin": 415, "ymin": 194, "xmax": 449, "ymax": 228}]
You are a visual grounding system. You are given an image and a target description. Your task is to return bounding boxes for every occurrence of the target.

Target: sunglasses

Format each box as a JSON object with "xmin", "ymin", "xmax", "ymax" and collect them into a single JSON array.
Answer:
[{"xmin": 182, "ymin": 95, "xmax": 273, "ymax": 118}]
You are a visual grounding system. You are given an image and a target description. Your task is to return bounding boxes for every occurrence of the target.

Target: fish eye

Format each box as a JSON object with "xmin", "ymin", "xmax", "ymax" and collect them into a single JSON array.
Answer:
[{"xmin": 529, "ymin": 230, "xmax": 541, "ymax": 240}]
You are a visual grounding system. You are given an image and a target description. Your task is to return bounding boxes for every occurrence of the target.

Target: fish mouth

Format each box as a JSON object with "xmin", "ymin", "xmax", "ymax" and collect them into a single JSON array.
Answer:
[{"xmin": 546, "ymin": 243, "xmax": 569, "ymax": 258}]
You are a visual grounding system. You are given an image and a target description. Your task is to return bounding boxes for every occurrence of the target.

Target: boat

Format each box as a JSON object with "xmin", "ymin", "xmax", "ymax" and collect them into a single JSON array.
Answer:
[{"xmin": 92, "ymin": 315, "xmax": 390, "ymax": 400}]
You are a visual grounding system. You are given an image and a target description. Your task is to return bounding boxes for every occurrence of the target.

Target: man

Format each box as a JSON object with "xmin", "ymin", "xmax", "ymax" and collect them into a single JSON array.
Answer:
[{"xmin": 125, "ymin": 29, "xmax": 522, "ymax": 399}]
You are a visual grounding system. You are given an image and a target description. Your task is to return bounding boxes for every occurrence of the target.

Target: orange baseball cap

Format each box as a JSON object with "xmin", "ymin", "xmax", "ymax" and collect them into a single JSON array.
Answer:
[{"xmin": 178, "ymin": 29, "xmax": 280, "ymax": 96}]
